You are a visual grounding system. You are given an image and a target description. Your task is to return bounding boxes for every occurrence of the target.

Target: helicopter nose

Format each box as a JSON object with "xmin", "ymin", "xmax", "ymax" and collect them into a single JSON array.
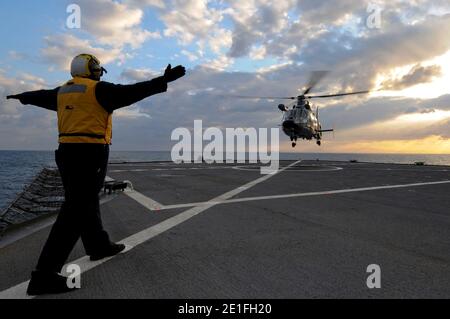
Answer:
[{"xmin": 282, "ymin": 120, "xmax": 296, "ymax": 129}]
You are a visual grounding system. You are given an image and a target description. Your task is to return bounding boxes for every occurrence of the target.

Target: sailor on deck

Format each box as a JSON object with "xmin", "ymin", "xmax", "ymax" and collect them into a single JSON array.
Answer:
[{"xmin": 7, "ymin": 54, "xmax": 185, "ymax": 295}]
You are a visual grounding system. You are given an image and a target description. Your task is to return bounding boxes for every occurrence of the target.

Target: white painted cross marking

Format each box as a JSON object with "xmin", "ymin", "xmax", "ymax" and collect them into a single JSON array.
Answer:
[
  {"xmin": 121, "ymin": 179, "xmax": 450, "ymax": 212},
  {"xmin": 0, "ymin": 161, "xmax": 301, "ymax": 299}
]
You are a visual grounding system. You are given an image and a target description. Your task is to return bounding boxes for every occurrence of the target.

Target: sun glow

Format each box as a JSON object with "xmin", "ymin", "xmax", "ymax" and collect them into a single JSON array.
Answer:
[
  {"xmin": 336, "ymin": 135, "xmax": 450, "ymax": 154},
  {"xmin": 279, "ymin": 135, "xmax": 450, "ymax": 154},
  {"xmin": 373, "ymin": 50, "xmax": 450, "ymax": 99},
  {"xmin": 397, "ymin": 110, "xmax": 450, "ymax": 124},
  {"xmin": 337, "ymin": 109, "xmax": 450, "ymax": 141}
]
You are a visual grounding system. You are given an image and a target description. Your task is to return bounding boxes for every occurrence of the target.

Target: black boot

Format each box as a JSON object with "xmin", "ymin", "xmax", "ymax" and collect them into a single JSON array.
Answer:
[
  {"xmin": 89, "ymin": 243, "xmax": 126, "ymax": 261},
  {"xmin": 27, "ymin": 270, "xmax": 79, "ymax": 296}
]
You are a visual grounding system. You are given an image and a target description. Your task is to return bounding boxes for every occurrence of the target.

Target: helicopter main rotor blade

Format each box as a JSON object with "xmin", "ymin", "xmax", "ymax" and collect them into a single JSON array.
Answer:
[
  {"xmin": 225, "ymin": 95, "xmax": 296, "ymax": 100},
  {"xmin": 306, "ymin": 90, "xmax": 370, "ymax": 99},
  {"xmin": 303, "ymin": 70, "xmax": 329, "ymax": 95}
]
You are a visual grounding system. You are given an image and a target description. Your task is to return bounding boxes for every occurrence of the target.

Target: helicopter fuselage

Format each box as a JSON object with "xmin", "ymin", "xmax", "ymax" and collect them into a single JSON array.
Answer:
[
  {"xmin": 282, "ymin": 107, "xmax": 320, "ymax": 139},
  {"xmin": 280, "ymin": 99, "xmax": 323, "ymax": 147}
]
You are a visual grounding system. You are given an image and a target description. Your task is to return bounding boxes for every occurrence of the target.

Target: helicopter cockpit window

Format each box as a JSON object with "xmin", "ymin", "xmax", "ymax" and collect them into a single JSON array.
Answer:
[
  {"xmin": 284, "ymin": 109, "xmax": 295, "ymax": 121},
  {"xmin": 292, "ymin": 109, "xmax": 307, "ymax": 123}
]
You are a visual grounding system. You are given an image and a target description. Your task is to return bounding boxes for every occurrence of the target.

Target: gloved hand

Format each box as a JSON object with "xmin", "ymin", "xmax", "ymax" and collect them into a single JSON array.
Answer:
[
  {"xmin": 164, "ymin": 64, "xmax": 186, "ymax": 83},
  {"xmin": 6, "ymin": 94, "xmax": 27, "ymax": 105}
]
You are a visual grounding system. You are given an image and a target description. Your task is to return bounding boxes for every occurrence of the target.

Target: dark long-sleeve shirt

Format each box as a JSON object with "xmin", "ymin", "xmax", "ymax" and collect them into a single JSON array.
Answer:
[{"xmin": 13, "ymin": 76, "xmax": 168, "ymax": 113}]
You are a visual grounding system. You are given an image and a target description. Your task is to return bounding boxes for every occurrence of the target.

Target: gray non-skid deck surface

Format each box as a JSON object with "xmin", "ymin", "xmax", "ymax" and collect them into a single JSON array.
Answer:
[{"xmin": 0, "ymin": 160, "xmax": 449, "ymax": 298}]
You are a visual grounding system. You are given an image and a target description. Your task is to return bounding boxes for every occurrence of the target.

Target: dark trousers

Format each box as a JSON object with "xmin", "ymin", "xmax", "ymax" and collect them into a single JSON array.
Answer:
[{"xmin": 36, "ymin": 143, "xmax": 112, "ymax": 273}]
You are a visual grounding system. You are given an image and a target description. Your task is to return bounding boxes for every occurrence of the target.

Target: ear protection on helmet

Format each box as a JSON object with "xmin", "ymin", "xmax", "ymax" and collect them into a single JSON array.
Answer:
[{"xmin": 70, "ymin": 54, "xmax": 108, "ymax": 80}]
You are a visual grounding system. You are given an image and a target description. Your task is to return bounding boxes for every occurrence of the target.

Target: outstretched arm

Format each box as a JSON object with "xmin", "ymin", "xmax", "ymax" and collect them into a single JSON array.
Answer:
[
  {"xmin": 7, "ymin": 88, "xmax": 59, "ymax": 111},
  {"xmin": 96, "ymin": 64, "xmax": 186, "ymax": 113}
]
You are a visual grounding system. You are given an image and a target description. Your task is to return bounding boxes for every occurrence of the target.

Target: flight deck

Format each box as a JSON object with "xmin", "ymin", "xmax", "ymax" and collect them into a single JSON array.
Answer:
[{"xmin": 1, "ymin": 160, "xmax": 450, "ymax": 298}]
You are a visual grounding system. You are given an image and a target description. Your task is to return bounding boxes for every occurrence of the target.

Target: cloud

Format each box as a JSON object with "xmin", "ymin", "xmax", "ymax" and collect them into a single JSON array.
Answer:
[
  {"xmin": 249, "ymin": 46, "xmax": 267, "ymax": 60},
  {"xmin": 181, "ymin": 50, "xmax": 199, "ymax": 62},
  {"xmin": 120, "ymin": 68, "xmax": 160, "ymax": 82},
  {"xmin": 0, "ymin": 73, "xmax": 58, "ymax": 150},
  {"xmin": 39, "ymin": 0, "xmax": 164, "ymax": 72},
  {"xmin": 256, "ymin": 12, "xmax": 450, "ymax": 102},
  {"xmin": 201, "ymin": 55, "xmax": 234, "ymax": 71},
  {"xmin": 124, "ymin": 0, "xmax": 166, "ymax": 9},
  {"xmin": 381, "ymin": 64, "xmax": 442, "ymax": 90},
  {"xmin": 227, "ymin": 1, "xmax": 295, "ymax": 57},
  {"xmin": 114, "ymin": 106, "xmax": 152, "ymax": 119},
  {"xmin": 8, "ymin": 51, "xmax": 28, "ymax": 61},
  {"xmin": 220, "ymin": 1, "xmax": 450, "ymax": 94},
  {"xmin": 158, "ymin": 0, "xmax": 232, "ymax": 61},
  {"xmin": 207, "ymin": 28, "xmax": 233, "ymax": 55},
  {"xmin": 41, "ymin": 34, "xmax": 125, "ymax": 71},
  {"xmin": 70, "ymin": 0, "xmax": 161, "ymax": 49},
  {"xmin": 161, "ymin": 0, "xmax": 224, "ymax": 44}
]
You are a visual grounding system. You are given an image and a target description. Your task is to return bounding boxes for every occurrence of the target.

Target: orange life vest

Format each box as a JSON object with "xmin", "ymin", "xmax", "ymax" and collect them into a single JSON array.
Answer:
[{"xmin": 57, "ymin": 77, "xmax": 112, "ymax": 144}]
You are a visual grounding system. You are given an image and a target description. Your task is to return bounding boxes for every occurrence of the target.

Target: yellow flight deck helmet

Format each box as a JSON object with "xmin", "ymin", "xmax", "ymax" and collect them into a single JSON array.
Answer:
[{"xmin": 70, "ymin": 54, "xmax": 108, "ymax": 80}]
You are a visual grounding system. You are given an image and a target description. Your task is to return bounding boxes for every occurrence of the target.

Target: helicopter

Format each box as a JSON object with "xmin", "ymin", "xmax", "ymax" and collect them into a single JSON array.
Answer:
[{"xmin": 233, "ymin": 71, "xmax": 370, "ymax": 147}]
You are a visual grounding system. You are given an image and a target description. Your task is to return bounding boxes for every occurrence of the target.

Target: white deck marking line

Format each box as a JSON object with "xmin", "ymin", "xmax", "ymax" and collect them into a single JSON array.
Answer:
[
  {"xmin": 353, "ymin": 168, "xmax": 450, "ymax": 172},
  {"xmin": 119, "ymin": 163, "xmax": 299, "ymax": 211},
  {"xmin": 0, "ymin": 160, "xmax": 301, "ymax": 299},
  {"xmin": 222, "ymin": 179, "xmax": 450, "ymax": 204},
  {"xmin": 124, "ymin": 189, "xmax": 165, "ymax": 211},
  {"xmin": 141, "ymin": 179, "xmax": 450, "ymax": 211},
  {"xmin": 232, "ymin": 165, "xmax": 343, "ymax": 172},
  {"xmin": 109, "ymin": 165, "xmax": 268, "ymax": 173},
  {"xmin": 106, "ymin": 175, "xmax": 165, "ymax": 211}
]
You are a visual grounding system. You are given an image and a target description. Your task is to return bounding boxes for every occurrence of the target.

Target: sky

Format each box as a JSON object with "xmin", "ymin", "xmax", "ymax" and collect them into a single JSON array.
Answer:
[{"xmin": 1, "ymin": 0, "xmax": 450, "ymax": 153}]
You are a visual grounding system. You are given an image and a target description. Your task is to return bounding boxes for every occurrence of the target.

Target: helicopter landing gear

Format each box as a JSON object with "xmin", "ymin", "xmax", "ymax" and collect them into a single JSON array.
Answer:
[
  {"xmin": 317, "ymin": 140, "xmax": 321, "ymax": 146},
  {"xmin": 292, "ymin": 142, "xmax": 296, "ymax": 148}
]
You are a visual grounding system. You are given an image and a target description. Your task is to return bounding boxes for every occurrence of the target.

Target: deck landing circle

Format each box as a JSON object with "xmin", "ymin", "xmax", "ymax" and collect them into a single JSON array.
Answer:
[{"xmin": 232, "ymin": 164, "xmax": 343, "ymax": 172}]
